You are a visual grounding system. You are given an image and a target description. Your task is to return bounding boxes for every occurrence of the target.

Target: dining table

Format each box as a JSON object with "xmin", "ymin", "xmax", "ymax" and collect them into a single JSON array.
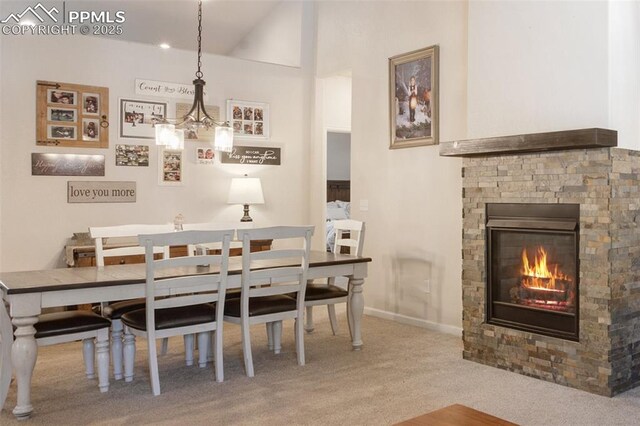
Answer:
[{"xmin": 0, "ymin": 250, "xmax": 371, "ymax": 420}]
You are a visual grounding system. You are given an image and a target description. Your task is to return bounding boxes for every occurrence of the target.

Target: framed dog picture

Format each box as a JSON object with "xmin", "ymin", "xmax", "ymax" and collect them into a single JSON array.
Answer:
[{"xmin": 389, "ymin": 45, "xmax": 439, "ymax": 149}]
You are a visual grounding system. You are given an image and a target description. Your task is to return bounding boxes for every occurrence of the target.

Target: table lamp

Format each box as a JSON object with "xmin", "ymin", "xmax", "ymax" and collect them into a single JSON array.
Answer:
[{"xmin": 228, "ymin": 175, "xmax": 264, "ymax": 222}]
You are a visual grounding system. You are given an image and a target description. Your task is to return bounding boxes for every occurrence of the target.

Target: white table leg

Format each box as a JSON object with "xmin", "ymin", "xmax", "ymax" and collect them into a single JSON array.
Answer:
[
  {"xmin": 11, "ymin": 315, "xmax": 38, "ymax": 420},
  {"xmin": 0, "ymin": 303, "xmax": 13, "ymax": 412},
  {"xmin": 348, "ymin": 277, "xmax": 364, "ymax": 350}
]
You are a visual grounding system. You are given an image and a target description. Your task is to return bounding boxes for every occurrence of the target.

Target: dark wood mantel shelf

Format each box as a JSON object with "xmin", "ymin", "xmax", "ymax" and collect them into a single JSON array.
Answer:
[{"xmin": 439, "ymin": 128, "xmax": 617, "ymax": 157}]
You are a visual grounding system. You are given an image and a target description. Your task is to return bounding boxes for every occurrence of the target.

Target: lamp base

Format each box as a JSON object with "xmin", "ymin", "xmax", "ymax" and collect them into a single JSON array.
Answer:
[{"xmin": 240, "ymin": 204, "xmax": 253, "ymax": 222}]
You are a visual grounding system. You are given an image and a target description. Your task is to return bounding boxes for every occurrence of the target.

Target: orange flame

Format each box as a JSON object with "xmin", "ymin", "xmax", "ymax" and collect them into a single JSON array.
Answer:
[{"xmin": 521, "ymin": 247, "xmax": 570, "ymax": 291}]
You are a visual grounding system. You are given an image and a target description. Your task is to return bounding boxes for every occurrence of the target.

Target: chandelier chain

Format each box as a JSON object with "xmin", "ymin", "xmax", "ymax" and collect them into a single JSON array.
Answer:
[{"xmin": 196, "ymin": 0, "xmax": 203, "ymax": 79}]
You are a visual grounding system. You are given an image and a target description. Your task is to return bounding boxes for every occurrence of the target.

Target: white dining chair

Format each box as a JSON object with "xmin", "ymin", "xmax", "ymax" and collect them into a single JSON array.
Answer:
[
  {"xmin": 223, "ymin": 226, "xmax": 313, "ymax": 377},
  {"xmin": 304, "ymin": 220, "xmax": 365, "ymax": 335},
  {"xmin": 121, "ymin": 229, "xmax": 233, "ymax": 395},
  {"xmin": 89, "ymin": 223, "xmax": 174, "ymax": 380}
]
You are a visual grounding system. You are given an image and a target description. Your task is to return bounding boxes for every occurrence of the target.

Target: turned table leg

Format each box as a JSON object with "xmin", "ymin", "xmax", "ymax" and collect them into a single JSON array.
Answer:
[
  {"xmin": 348, "ymin": 277, "xmax": 364, "ymax": 350},
  {"xmin": 0, "ymin": 303, "xmax": 13, "ymax": 412},
  {"xmin": 12, "ymin": 315, "xmax": 38, "ymax": 420}
]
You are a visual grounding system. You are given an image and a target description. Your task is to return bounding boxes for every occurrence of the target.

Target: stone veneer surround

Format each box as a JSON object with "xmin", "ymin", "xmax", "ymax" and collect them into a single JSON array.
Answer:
[{"xmin": 462, "ymin": 147, "xmax": 640, "ymax": 396}]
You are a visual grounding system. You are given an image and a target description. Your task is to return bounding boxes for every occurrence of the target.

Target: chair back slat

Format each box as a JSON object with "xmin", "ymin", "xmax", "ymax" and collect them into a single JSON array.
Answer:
[
  {"xmin": 90, "ymin": 224, "xmax": 174, "ymax": 267},
  {"xmin": 249, "ymin": 249, "xmax": 306, "ymax": 262},
  {"xmin": 152, "ymin": 253, "xmax": 222, "ymax": 270},
  {"xmin": 139, "ymin": 229, "xmax": 233, "ymax": 338},
  {"xmin": 250, "ymin": 266, "xmax": 304, "ymax": 282},
  {"xmin": 249, "ymin": 283, "xmax": 300, "ymax": 298},
  {"xmin": 182, "ymin": 222, "xmax": 252, "ymax": 255},
  {"xmin": 90, "ymin": 224, "xmax": 174, "ymax": 239},
  {"xmin": 153, "ymin": 273, "xmax": 222, "ymax": 294},
  {"xmin": 155, "ymin": 293, "xmax": 218, "ymax": 310},
  {"xmin": 238, "ymin": 225, "xmax": 311, "ymax": 241},
  {"xmin": 237, "ymin": 226, "xmax": 314, "ymax": 313},
  {"xmin": 333, "ymin": 220, "xmax": 366, "ymax": 257}
]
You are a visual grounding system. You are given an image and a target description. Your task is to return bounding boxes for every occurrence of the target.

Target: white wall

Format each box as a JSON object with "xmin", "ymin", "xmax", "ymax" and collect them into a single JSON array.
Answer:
[
  {"xmin": 609, "ymin": 0, "xmax": 640, "ymax": 149},
  {"xmin": 467, "ymin": 0, "xmax": 610, "ymax": 138},
  {"xmin": 229, "ymin": 1, "xmax": 303, "ymax": 68},
  {"xmin": 0, "ymin": 35, "xmax": 311, "ymax": 271},
  {"xmin": 0, "ymin": 34, "xmax": 3, "ymax": 272},
  {"xmin": 314, "ymin": 1, "xmax": 467, "ymax": 331},
  {"xmin": 327, "ymin": 132, "xmax": 350, "ymax": 181}
]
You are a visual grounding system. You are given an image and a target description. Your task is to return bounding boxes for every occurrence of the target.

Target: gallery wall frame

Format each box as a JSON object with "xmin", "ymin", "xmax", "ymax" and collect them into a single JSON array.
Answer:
[
  {"xmin": 226, "ymin": 100, "xmax": 269, "ymax": 140},
  {"xmin": 220, "ymin": 145, "xmax": 281, "ymax": 165},
  {"xmin": 158, "ymin": 148, "xmax": 183, "ymax": 186},
  {"xmin": 31, "ymin": 153, "xmax": 105, "ymax": 176},
  {"xmin": 36, "ymin": 80, "xmax": 109, "ymax": 148},
  {"xmin": 176, "ymin": 102, "xmax": 220, "ymax": 142},
  {"xmin": 115, "ymin": 144, "xmax": 149, "ymax": 167},
  {"xmin": 119, "ymin": 98, "xmax": 167, "ymax": 139},
  {"xmin": 68, "ymin": 181, "xmax": 137, "ymax": 203}
]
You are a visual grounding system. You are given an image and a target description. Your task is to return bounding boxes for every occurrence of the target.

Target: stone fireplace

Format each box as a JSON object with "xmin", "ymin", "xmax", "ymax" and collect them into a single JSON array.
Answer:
[{"xmin": 441, "ymin": 128, "xmax": 640, "ymax": 396}]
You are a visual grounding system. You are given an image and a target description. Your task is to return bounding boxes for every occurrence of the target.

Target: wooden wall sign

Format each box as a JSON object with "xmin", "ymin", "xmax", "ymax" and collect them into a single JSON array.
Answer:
[
  {"xmin": 36, "ymin": 80, "xmax": 109, "ymax": 148},
  {"xmin": 220, "ymin": 146, "xmax": 281, "ymax": 165},
  {"xmin": 68, "ymin": 181, "xmax": 136, "ymax": 203},
  {"xmin": 135, "ymin": 78, "xmax": 208, "ymax": 100},
  {"xmin": 31, "ymin": 153, "xmax": 105, "ymax": 176}
]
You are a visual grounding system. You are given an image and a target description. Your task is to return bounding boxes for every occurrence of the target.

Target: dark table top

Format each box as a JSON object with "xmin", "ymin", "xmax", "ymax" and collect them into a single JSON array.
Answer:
[{"xmin": 0, "ymin": 251, "xmax": 372, "ymax": 295}]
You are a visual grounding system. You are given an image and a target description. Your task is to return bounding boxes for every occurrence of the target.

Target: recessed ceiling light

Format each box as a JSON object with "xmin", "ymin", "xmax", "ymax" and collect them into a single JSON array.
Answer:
[
  {"xmin": 159, "ymin": 43, "xmax": 171, "ymax": 49},
  {"xmin": 20, "ymin": 19, "xmax": 36, "ymax": 26}
]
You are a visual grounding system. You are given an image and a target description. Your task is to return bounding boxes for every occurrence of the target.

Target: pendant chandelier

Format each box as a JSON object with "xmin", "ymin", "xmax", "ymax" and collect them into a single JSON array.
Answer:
[{"xmin": 155, "ymin": 0, "xmax": 234, "ymax": 152}]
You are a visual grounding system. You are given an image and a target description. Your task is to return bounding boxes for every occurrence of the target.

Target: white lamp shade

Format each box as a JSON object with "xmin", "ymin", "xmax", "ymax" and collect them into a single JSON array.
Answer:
[
  {"xmin": 214, "ymin": 126, "xmax": 234, "ymax": 152},
  {"xmin": 155, "ymin": 123, "xmax": 175, "ymax": 146},
  {"xmin": 228, "ymin": 177, "xmax": 264, "ymax": 205}
]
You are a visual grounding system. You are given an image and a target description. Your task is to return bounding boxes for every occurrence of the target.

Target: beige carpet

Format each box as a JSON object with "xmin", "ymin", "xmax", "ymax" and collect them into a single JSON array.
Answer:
[{"xmin": 2, "ymin": 310, "xmax": 640, "ymax": 425}]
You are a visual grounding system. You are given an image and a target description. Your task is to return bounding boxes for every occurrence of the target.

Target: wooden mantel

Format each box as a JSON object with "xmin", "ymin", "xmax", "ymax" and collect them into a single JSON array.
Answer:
[{"xmin": 439, "ymin": 128, "xmax": 617, "ymax": 157}]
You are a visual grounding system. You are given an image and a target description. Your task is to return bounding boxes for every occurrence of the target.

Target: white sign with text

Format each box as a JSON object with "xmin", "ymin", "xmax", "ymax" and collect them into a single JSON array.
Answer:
[
  {"xmin": 135, "ymin": 78, "xmax": 208, "ymax": 101},
  {"xmin": 68, "ymin": 181, "xmax": 136, "ymax": 203}
]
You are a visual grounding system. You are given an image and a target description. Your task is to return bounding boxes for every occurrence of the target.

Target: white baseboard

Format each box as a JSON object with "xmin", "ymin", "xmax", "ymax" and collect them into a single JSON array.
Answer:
[{"xmin": 363, "ymin": 307, "xmax": 462, "ymax": 337}]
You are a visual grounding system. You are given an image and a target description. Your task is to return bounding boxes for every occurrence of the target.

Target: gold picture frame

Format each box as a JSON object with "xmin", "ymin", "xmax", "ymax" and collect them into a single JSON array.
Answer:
[
  {"xmin": 389, "ymin": 45, "xmax": 439, "ymax": 149},
  {"xmin": 36, "ymin": 80, "xmax": 109, "ymax": 148}
]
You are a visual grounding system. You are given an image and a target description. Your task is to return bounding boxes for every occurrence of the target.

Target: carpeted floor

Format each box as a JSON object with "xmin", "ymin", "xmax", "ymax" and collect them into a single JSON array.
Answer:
[{"xmin": 1, "ymin": 310, "xmax": 640, "ymax": 425}]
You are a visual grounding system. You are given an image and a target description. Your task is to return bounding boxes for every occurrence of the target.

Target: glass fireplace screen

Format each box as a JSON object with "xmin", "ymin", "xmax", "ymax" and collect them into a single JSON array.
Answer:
[
  {"xmin": 486, "ymin": 203, "xmax": 579, "ymax": 341},
  {"xmin": 490, "ymin": 230, "xmax": 577, "ymax": 314}
]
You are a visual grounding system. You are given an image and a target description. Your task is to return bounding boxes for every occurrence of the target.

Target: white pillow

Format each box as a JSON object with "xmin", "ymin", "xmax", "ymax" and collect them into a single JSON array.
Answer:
[
  {"xmin": 327, "ymin": 205, "xmax": 348, "ymax": 220},
  {"xmin": 336, "ymin": 201, "xmax": 351, "ymax": 215}
]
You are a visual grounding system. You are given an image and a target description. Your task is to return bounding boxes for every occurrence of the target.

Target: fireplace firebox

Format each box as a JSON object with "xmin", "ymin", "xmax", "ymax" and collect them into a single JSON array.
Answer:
[{"xmin": 486, "ymin": 203, "xmax": 579, "ymax": 341}]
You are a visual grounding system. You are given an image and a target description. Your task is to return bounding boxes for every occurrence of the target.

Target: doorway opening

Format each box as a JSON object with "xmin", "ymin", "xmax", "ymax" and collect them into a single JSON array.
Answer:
[{"xmin": 326, "ymin": 131, "xmax": 351, "ymax": 251}]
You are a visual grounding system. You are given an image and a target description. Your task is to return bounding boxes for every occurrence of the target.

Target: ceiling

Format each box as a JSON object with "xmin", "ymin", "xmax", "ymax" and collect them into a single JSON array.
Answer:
[{"xmin": 3, "ymin": 0, "xmax": 284, "ymax": 55}]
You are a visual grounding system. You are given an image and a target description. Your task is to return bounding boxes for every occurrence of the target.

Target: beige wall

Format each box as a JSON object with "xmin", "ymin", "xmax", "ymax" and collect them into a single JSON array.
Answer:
[
  {"xmin": 0, "ymin": 35, "xmax": 311, "ymax": 271},
  {"xmin": 314, "ymin": 1, "xmax": 468, "ymax": 332},
  {"xmin": 467, "ymin": 0, "xmax": 640, "ymax": 150},
  {"xmin": 0, "ymin": 34, "xmax": 3, "ymax": 272},
  {"xmin": 609, "ymin": 0, "xmax": 640, "ymax": 149},
  {"xmin": 467, "ymin": 0, "xmax": 610, "ymax": 139},
  {"xmin": 229, "ymin": 1, "xmax": 303, "ymax": 67}
]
